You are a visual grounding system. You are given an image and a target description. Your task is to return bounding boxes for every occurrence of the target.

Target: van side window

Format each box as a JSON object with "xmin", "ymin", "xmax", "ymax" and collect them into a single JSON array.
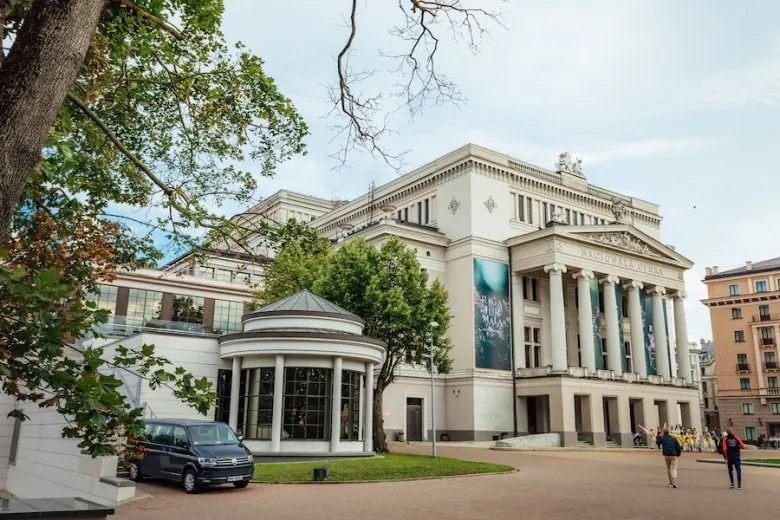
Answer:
[
  {"xmin": 141, "ymin": 423, "xmax": 154, "ymax": 441},
  {"xmin": 173, "ymin": 426, "xmax": 189, "ymax": 448},
  {"xmin": 152, "ymin": 424, "xmax": 173, "ymax": 446}
]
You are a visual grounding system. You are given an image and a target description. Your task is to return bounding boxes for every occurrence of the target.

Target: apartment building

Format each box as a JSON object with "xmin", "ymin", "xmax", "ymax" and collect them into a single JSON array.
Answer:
[{"xmin": 702, "ymin": 257, "xmax": 780, "ymax": 440}]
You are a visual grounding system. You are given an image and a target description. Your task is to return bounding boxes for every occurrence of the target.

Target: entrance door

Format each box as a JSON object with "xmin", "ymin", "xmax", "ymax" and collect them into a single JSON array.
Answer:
[
  {"xmin": 406, "ymin": 398, "xmax": 423, "ymax": 441},
  {"xmin": 603, "ymin": 399, "xmax": 612, "ymax": 436},
  {"xmin": 527, "ymin": 397, "xmax": 538, "ymax": 434}
]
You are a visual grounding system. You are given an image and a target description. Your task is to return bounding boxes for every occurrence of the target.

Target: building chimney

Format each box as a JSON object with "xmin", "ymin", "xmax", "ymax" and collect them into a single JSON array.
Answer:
[
  {"xmin": 705, "ymin": 267, "xmax": 712, "ymax": 277},
  {"xmin": 746, "ymin": 260, "xmax": 753, "ymax": 270},
  {"xmin": 712, "ymin": 266, "xmax": 719, "ymax": 275}
]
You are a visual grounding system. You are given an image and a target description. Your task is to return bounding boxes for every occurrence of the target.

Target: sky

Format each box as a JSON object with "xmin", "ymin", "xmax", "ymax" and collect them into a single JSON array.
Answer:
[{"xmin": 215, "ymin": 0, "xmax": 780, "ymax": 343}]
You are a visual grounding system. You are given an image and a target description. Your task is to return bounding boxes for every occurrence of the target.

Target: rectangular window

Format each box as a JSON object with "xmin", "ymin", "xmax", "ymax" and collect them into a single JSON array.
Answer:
[
  {"xmin": 756, "ymin": 280, "xmax": 768, "ymax": 293},
  {"xmin": 766, "ymin": 351, "xmax": 776, "ymax": 363},
  {"xmin": 214, "ymin": 369, "xmax": 232, "ymax": 424},
  {"xmin": 580, "ymin": 212, "xmax": 585, "ymax": 224},
  {"xmin": 417, "ymin": 201, "xmax": 422, "ymax": 224},
  {"xmin": 759, "ymin": 304, "xmax": 770, "ymax": 320},
  {"xmin": 745, "ymin": 426, "xmax": 757, "ymax": 441},
  {"xmin": 772, "ymin": 403, "xmax": 780, "ymax": 414},
  {"xmin": 624, "ymin": 341, "xmax": 632, "ymax": 373},
  {"xmin": 565, "ymin": 209, "xmax": 571, "ymax": 224},
  {"xmin": 742, "ymin": 403, "xmax": 754, "ymax": 415},
  {"xmin": 196, "ymin": 266, "xmax": 214, "ymax": 279},
  {"xmin": 740, "ymin": 378, "xmax": 751, "ymax": 390},
  {"xmin": 213, "ymin": 300, "xmax": 245, "ymax": 334},
  {"xmin": 87, "ymin": 284, "xmax": 118, "ymax": 315},
  {"xmin": 761, "ymin": 327, "xmax": 774, "ymax": 341},
  {"xmin": 550, "ymin": 204, "xmax": 556, "ymax": 221},
  {"xmin": 518, "ymin": 194, "xmax": 525, "ymax": 221},
  {"xmin": 542, "ymin": 202, "xmax": 548, "ymax": 225},
  {"xmin": 737, "ymin": 353, "xmax": 748, "ymax": 364},
  {"xmin": 532, "ymin": 279, "xmax": 538, "ymax": 301},
  {"xmin": 769, "ymin": 376, "xmax": 779, "ymax": 388},
  {"xmin": 239, "ymin": 367, "xmax": 275, "ymax": 440},
  {"xmin": 171, "ymin": 294, "xmax": 205, "ymax": 326},
  {"xmin": 126, "ymin": 288, "xmax": 163, "ymax": 330},
  {"xmin": 397, "ymin": 210, "xmax": 402, "ymax": 221},
  {"xmin": 731, "ymin": 308, "xmax": 742, "ymax": 319},
  {"xmin": 214, "ymin": 269, "xmax": 233, "ymax": 283},
  {"xmin": 283, "ymin": 367, "xmax": 333, "ymax": 441},
  {"xmin": 403, "ymin": 207, "xmax": 408, "ymax": 222},
  {"xmin": 601, "ymin": 338, "xmax": 608, "ymax": 368},
  {"xmin": 340, "ymin": 371, "xmax": 362, "ymax": 441},
  {"xmin": 734, "ymin": 330, "xmax": 745, "ymax": 342},
  {"xmin": 527, "ymin": 197, "xmax": 534, "ymax": 224},
  {"xmin": 424, "ymin": 198, "xmax": 430, "ymax": 224},
  {"xmin": 729, "ymin": 284, "xmax": 740, "ymax": 296},
  {"xmin": 572, "ymin": 212, "xmax": 579, "ymax": 225}
]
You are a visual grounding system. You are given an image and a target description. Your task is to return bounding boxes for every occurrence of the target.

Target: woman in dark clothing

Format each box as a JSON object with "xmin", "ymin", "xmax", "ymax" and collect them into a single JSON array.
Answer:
[{"xmin": 721, "ymin": 428, "xmax": 746, "ymax": 489}]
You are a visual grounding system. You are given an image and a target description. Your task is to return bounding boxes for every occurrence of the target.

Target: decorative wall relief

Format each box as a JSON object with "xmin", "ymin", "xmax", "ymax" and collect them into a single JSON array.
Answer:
[
  {"xmin": 483, "ymin": 196, "xmax": 497, "ymax": 214},
  {"xmin": 447, "ymin": 197, "xmax": 460, "ymax": 214}
]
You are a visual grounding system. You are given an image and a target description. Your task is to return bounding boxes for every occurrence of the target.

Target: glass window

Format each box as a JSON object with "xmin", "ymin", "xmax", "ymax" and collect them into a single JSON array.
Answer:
[
  {"xmin": 87, "ymin": 284, "xmax": 118, "ymax": 315},
  {"xmin": 729, "ymin": 284, "xmax": 740, "ymax": 296},
  {"xmin": 765, "ymin": 351, "xmax": 776, "ymax": 363},
  {"xmin": 734, "ymin": 330, "xmax": 745, "ymax": 342},
  {"xmin": 772, "ymin": 403, "xmax": 780, "ymax": 414},
  {"xmin": 745, "ymin": 426, "xmax": 757, "ymax": 441},
  {"xmin": 171, "ymin": 295, "xmax": 204, "ymax": 326},
  {"xmin": 196, "ymin": 266, "xmax": 214, "ymax": 279},
  {"xmin": 742, "ymin": 403, "xmax": 754, "ymax": 415},
  {"xmin": 517, "ymin": 195, "xmax": 525, "ymax": 221},
  {"xmin": 189, "ymin": 423, "xmax": 239, "ymax": 445},
  {"xmin": 417, "ymin": 201, "xmax": 422, "ymax": 224},
  {"xmin": 731, "ymin": 308, "xmax": 742, "ymax": 319},
  {"xmin": 172, "ymin": 426, "xmax": 189, "ymax": 448},
  {"xmin": 424, "ymin": 198, "xmax": 430, "ymax": 224},
  {"xmin": 234, "ymin": 272, "xmax": 250, "ymax": 285},
  {"xmin": 768, "ymin": 376, "xmax": 778, "ymax": 388},
  {"xmin": 214, "ymin": 369, "xmax": 232, "ymax": 424},
  {"xmin": 340, "ymin": 371, "xmax": 362, "ymax": 441},
  {"xmin": 151, "ymin": 424, "xmax": 173, "ymax": 445},
  {"xmin": 759, "ymin": 304, "xmax": 770, "ymax": 319},
  {"xmin": 241, "ymin": 368, "xmax": 275, "ymax": 440},
  {"xmin": 214, "ymin": 269, "xmax": 233, "ymax": 283},
  {"xmin": 740, "ymin": 378, "xmax": 751, "ymax": 390},
  {"xmin": 282, "ymin": 368, "xmax": 333, "ymax": 441},
  {"xmin": 527, "ymin": 198, "xmax": 534, "ymax": 225},
  {"xmin": 126, "ymin": 289, "xmax": 163, "ymax": 329},
  {"xmin": 756, "ymin": 280, "xmax": 768, "ymax": 293},
  {"xmin": 213, "ymin": 300, "xmax": 244, "ymax": 334}
]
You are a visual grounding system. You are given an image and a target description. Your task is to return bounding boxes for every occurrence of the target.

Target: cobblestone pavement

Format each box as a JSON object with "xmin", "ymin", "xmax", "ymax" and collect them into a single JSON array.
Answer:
[{"xmin": 115, "ymin": 443, "xmax": 780, "ymax": 520}]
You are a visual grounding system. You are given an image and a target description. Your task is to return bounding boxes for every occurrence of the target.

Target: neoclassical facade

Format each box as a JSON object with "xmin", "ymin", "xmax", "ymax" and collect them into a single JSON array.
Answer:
[{"xmin": 218, "ymin": 290, "xmax": 385, "ymax": 454}]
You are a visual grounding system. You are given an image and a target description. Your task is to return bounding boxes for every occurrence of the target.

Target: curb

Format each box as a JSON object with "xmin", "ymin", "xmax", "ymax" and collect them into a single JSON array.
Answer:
[
  {"xmin": 697, "ymin": 459, "xmax": 780, "ymax": 468},
  {"xmin": 250, "ymin": 469, "xmax": 516, "ymax": 484},
  {"xmin": 490, "ymin": 447, "xmax": 657, "ymax": 454}
]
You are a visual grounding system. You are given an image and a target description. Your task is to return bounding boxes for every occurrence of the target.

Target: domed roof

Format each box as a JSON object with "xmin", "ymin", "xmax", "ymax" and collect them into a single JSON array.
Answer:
[{"xmin": 244, "ymin": 289, "xmax": 363, "ymax": 325}]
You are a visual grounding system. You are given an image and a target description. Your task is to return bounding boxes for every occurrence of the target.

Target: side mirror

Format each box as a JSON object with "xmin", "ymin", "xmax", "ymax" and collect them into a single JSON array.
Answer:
[{"xmin": 238, "ymin": 435, "xmax": 243, "ymax": 442}]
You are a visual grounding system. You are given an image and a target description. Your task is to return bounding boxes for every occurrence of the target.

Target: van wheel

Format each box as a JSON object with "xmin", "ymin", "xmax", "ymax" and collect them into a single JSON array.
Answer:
[
  {"xmin": 182, "ymin": 469, "xmax": 199, "ymax": 494},
  {"xmin": 233, "ymin": 481, "xmax": 249, "ymax": 489},
  {"xmin": 128, "ymin": 463, "xmax": 143, "ymax": 482}
]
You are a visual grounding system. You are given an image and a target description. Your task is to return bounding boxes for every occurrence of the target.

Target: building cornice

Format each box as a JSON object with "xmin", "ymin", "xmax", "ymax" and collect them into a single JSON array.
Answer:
[
  {"xmin": 701, "ymin": 288, "xmax": 780, "ymax": 307},
  {"xmin": 115, "ymin": 269, "xmax": 253, "ymax": 298}
]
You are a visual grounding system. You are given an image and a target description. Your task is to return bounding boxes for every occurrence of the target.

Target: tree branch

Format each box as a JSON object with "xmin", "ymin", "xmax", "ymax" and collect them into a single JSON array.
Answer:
[{"xmin": 112, "ymin": 0, "xmax": 185, "ymax": 40}]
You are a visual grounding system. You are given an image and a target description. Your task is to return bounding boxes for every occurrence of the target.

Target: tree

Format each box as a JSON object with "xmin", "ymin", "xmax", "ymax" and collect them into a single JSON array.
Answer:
[{"xmin": 260, "ymin": 236, "xmax": 452, "ymax": 453}]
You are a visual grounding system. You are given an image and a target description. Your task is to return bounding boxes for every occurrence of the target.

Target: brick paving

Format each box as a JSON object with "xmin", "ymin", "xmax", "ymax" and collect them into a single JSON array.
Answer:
[{"xmin": 114, "ymin": 443, "xmax": 780, "ymax": 520}]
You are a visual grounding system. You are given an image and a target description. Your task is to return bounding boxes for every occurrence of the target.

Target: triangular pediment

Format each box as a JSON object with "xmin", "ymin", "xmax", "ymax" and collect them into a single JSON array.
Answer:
[{"xmin": 564, "ymin": 224, "xmax": 693, "ymax": 267}]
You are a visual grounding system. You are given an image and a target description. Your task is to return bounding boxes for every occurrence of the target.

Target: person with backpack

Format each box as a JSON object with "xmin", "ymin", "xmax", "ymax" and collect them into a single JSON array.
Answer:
[
  {"xmin": 721, "ymin": 428, "xmax": 746, "ymax": 489},
  {"xmin": 659, "ymin": 426, "xmax": 683, "ymax": 488}
]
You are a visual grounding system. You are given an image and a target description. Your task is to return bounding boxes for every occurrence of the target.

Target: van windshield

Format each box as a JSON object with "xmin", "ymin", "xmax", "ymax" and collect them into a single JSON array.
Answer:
[{"xmin": 188, "ymin": 423, "xmax": 240, "ymax": 446}]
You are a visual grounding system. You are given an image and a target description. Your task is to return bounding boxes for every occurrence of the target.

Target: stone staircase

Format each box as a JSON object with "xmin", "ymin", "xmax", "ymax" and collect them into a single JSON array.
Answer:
[{"xmin": 605, "ymin": 439, "xmax": 621, "ymax": 448}]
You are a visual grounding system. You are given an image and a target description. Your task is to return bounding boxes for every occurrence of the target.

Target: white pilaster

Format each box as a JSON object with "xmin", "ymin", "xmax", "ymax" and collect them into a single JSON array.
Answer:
[
  {"xmin": 624, "ymin": 281, "xmax": 647, "ymax": 377},
  {"xmin": 363, "ymin": 362, "xmax": 374, "ymax": 452},
  {"xmin": 511, "ymin": 272, "xmax": 526, "ymax": 370},
  {"xmin": 544, "ymin": 263, "xmax": 568, "ymax": 373},
  {"xmin": 228, "ymin": 356, "xmax": 242, "ymax": 432},
  {"xmin": 271, "ymin": 354, "xmax": 285, "ymax": 451},
  {"xmin": 574, "ymin": 270, "xmax": 596, "ymax": 374},
  {"xmin": 649, "ymin": 287, "xmax": 671, "ymax": 382},
  {"xmin": 330, "ymin": 357, "xmax": 343, "ymax": 452},
  {"xmin": 564, "ymin": 283, "xmax": 579, "ymax": 368},
  {"xmin": 601, "ymin": 275, "xmax": 623, "ymax": 376},
  {"xmin": 673, "ymin": 291, "xmax": 692, "ymax": 385}
]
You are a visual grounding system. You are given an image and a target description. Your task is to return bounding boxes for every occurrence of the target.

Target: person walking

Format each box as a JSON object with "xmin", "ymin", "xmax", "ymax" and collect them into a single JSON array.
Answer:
[
  {"xmin": 721, "ymin": 428, "xmax": 746, "ymax": 489},
  {"xmin": 660, "ymin": 426, "xmax": 683, "ymax": 488}
]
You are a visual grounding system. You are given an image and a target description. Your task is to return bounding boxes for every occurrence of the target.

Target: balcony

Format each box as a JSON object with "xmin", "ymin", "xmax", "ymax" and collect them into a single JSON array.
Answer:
[
  {"xmin": 767, "ymin": 387, "xmax": 780, "ymax": 396},
  {"xmin": 753, "ymin": 314, "xmax": 780, "ymax": 323},
  {"xmin": 736, "ymin": 363, "xmax": 751, "ymax": 373},
  {"xmin": 761, "ymin": 337, "xmax": 776, "ymax": 348},
  {"xmin": 78, "ymin": 316, "xmax": 227, "ymax": 344},
  {"xmin": 765, "ymin": 361, "xmax": 779, "ymax": 371}
]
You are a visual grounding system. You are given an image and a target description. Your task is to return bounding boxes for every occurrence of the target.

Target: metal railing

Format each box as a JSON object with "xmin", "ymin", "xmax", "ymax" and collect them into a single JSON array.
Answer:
[
  {"xmin": 753, "ymin": 314, "xmax": 780, "ymax": 322},
  {"xmin": 736, "ymin": 363, "xmax": 751, "ymax": 373},
  {"xmin": 765, "ymin": 361, "xmax": 779, "ymax": 371},
  {"xmin": 762, "ymin": 337, "xmax": 776, "ymax": 346}
]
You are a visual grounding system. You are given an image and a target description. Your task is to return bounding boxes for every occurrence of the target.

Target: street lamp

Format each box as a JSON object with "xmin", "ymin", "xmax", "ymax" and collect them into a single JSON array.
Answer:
[{"xmin": 428, "ymin": 321, "xmax": 439, "ymax": 457}]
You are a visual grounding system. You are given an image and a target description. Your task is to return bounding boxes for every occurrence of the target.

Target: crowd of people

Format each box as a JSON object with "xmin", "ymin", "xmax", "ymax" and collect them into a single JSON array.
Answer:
[{"xmin": 644, "ymin": 425, "xmax": 719, "ymax": 453}]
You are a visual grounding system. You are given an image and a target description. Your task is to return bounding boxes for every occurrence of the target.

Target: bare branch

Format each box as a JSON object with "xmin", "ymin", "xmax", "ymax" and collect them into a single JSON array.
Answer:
[{"xmin": 330, "ymin": 0, "xmax": 505, "ymax": 170}]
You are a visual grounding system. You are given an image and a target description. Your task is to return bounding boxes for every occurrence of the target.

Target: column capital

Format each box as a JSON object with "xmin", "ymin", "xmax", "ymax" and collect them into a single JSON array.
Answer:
[
  {"xmin": 623, "ymin": 280, "xmax": 644, "ymax": 291},
  {"xmin": 672, "ymin": 290, "xmax": 687, "ymax": 300},
  {"xmin": 647, "ymin": 286, "xmax": 667, "ymax": 296},
  {"xmin": 599, "ymin": 274, "xmax": 620, "ymax": 286},
  {"xmin": 572, "ymin": 269, "xmax": 595, "ymax": 281},
  {"xmin": 544, "ymin": 263, "xmax": 567, "ymax": 274}
]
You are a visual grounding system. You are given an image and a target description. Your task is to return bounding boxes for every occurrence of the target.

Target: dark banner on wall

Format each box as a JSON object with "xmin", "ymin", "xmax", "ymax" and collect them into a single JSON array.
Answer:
[
  {"xmin": 640, "ymin": 291, "xmax": 657, "ymax": 375},
  {"xmin": 615, "ymin": 284, "xmax": 627, "ymax": 373},
  {"xmin": 473, "ymin": 258, "xmax": 511, "ymax": 371},
  {"xmin": 589, "ymin": 278, "xmax": 604, "ymax": 370}
]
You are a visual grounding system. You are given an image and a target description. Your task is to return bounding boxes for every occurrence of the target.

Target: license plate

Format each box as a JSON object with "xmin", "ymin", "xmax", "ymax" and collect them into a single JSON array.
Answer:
[{"xmin": 227, "ymin": 476, "xmax": 244, "ymax": 482}]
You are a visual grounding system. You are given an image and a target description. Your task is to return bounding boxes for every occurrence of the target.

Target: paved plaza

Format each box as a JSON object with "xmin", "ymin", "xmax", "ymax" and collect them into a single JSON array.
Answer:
[{"xmin": 115, "ymin": 444, "xmax": 780, "ymax": 520}]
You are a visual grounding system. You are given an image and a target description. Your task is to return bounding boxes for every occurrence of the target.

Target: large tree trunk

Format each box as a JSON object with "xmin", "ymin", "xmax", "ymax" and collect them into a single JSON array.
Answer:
[
  {"xmin": 373, "ymin": 386, "xmax": 388, "ymax": 453},
  {"xmin": 0, "ymin": 0, "xmax": 106, "ymax": 241}
]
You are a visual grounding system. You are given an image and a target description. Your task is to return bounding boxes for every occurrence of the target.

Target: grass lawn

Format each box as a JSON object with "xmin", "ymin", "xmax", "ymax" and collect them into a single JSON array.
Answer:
[
  {"xmin": 252, "ymin": 453, "xmax": 514, "ymax": 483},
  {"xmin": 743, "ymin": 459, "xmax": 780, "ymax": 465}
]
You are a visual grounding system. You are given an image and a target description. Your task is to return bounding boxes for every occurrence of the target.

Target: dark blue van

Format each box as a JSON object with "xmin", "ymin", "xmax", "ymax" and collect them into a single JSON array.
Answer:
[{"xmin": 127, "ymin": 419, "xmax": 254, "ymax": 493}]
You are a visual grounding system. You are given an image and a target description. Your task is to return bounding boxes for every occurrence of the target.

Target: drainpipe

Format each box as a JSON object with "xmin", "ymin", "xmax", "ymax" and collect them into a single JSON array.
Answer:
[{"xmin": 508, "ymin": 247, "xmax": 518, "ymax": 437}]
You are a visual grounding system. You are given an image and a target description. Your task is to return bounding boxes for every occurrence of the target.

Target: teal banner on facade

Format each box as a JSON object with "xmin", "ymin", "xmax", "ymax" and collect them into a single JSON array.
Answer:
[
  {"xmin": 641, "ymin": 290, "xmax": 657, "ymax": 375},
  {"xmin": 615, "ymin": 284, "xmax": 627, "ymax": 372},
  {"xmin": 589, "ymin": 278, "xmax": 603, "ymax": 370},
  {"xmin": 473, "ymin": 258, "xmax": 511, "ymax": 371}
]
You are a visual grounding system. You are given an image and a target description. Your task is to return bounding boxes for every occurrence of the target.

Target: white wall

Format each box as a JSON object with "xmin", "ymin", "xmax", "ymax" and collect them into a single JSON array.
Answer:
[
  {"xmin": 472, "ymin": 380, "xmax": 515, "ymax": 433},
  {"xmin": 381, "ymin": 374, "xmax": 447, "ymax": 439},
  {"xmin": 5, "ymin": 401, "xmax": 134, "ymax": 504}
]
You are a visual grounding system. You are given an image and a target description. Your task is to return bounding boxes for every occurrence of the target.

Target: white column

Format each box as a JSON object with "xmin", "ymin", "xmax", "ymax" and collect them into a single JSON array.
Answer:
[
  {"xmin": 363, "ymin": 362, "xmax": 374, "ymax": 452},
  {"xmin": 544, "ymin": 263, "xmax": 568, "ymax": 373},
  {"xmin": 511, "ymin": 272, "xmax": 526, "ymax": 370},
  {"xmin": 270, "ymin": 354, "xmax": 285, "ymax": 452},
  {"xmin": 673, "ymin": 291, "xmax": 692, "ymax": 385},
  {"xmin": 228, "ymin": 357, "xmax": 241, "ymax": 432},
  {"xmin": 248, "ymin": 369, "xmax": 261, "ymax": 437},
  {"xmin": 649, "ymin": 287, "xmax": 671, "ymax": 382},
  {"xmin": 624, "ymin": 280, "xmax": 647, "ymax": 377},
  {"xmin": 574, "ymin": 270, "xmax": 596, "ymax": 374},
  {"xmin": 601, "ymin": 275, "xmax": 623, "ymax": 376},
  {"xmin": 330, "ymin": 357, "xmax": 343, "ymax": 452},
  {"xmin": 540, "ymin": 278, "xmax": 552, "ymax": 368},
  {"xmin": 565, "ymin": 283, "xmax": 579, "ymax": 368}
]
